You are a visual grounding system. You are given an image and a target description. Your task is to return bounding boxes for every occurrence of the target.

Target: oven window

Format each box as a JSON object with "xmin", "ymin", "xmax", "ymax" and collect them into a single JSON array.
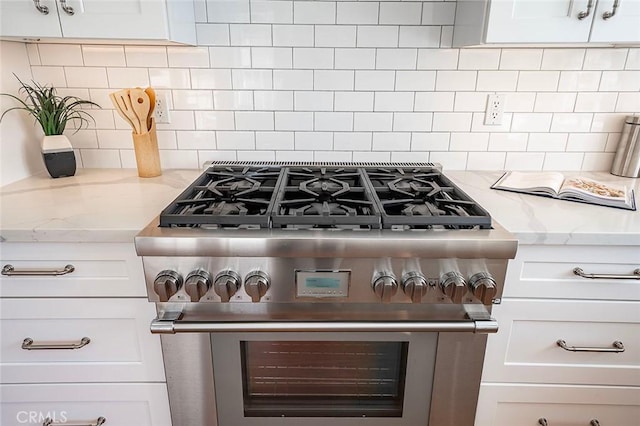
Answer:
[{"xmin": 240, "ymin": 341, "xmax": 408, "ymax": 418}]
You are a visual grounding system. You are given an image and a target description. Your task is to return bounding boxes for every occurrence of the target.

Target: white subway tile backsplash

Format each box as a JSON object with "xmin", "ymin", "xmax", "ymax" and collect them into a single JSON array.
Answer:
[
  {"xmin": 38, "ymin": 44, "xmax": 83, "ymax": 66},
  {"xmin": 335, "ymin": 92, "xmax": 374, "ymax": 112},
  {"xmin": 255, "ymin": 91, "xmax": 294, "ymax": 110},
  {"xmin": 458, "ymin": 50, "xmax": 500, "ymax": 70},
  {"xmin": 173, "ymin": 90, "xmax": 214, "ymax": 110},
  {"xmin": 294, "ymin": 1, "xmax": 336, "ymax": 24},
  {"xmin": 216, "ymin": 131, "xmax": 255, "ymax": 149},
  {"xmin": 315, "ymin": 70, "xmax": 354, "ymax": 90},
  {"xmin": 275, "ymin": 112, "xmax": 314, "ymax": 130},
  {"xmin": 504, "ymin": 93, "xmax": 536, "ymax": 112},
  {"xmin": 626, "ymin": 48, "xmax": 640, "ymax": 70},
  {"xmin": 566, "ymin": 133, "xmax": 608, "ymax": 152},
  {"xmin": 582, "ymin": 152, "xmax": 615, "ymax": 171},
  {"xmin": 392, "ymin": 151, "xmax": 429, "ymax": 162},
  {"xmin": 583, "ymin": 49, "xmax": 628, "ymax": 70},
  {"xmin": 436, "ymin": 71, "xmax": 476, "ymax": 91},
  {"xmin": 194, "ymin": 0, "xmax": 207, "ymax": 22},
  {"xmin": 528, "ymin": 133, "xmax": 568, "ymax": 151},
  {"xmin": 96, "ymin": 130, "xmax": 130, "ymax": 148},
  {"xmin": 272, "ymin": 25, "xmax": 314, "ymax": 47},
  {"xmin": 295, "ymin": 91, "xmax": 334, "ymax": 111},
  {"xmin": 256, "ymin": 132, "xmax": 294, "ymax": 150},
  {"xmin": 107, "ymin": 68, "xmax": 149, "ymax": 88},
  {"xmin": 440, "ymin": 26, "xmax": 454, "ymax": 49},
  {"xmin": 354, "ymin": 113, "xmax": 393, "ymax": 131},
  {"xmin": 499, "ymin": 49, "xmax": 542, "ymax": 70},
  {"xmin": 476, "ymin": 71, "xmax": 518, "ymax": 92},
  {"xmin": 274, "ymin": 70, "xmax": 313, "ymax": 90},
  {"xmin": 210, "ymin": 47, "xmax": 252, "ymax": 68},
  {"xmin": 591, "ymin": 113, "xmax": 626, "ymax": 132},
  {"xmin": 357, "ymin": 26, "xmax": 399, "ymax": 48},
  {"xmin": 379, "ymin": 2, "xmax": 422, "ymax": 25},
  {"xmin": 81, "ymin": 149, "xmax": 122, "ymax": 168},
  {"xmin": 415, "ymin": 91, "xmax": 454, "ymax": 112},
  {"xmin": 557, "ymin": 71, "xmax": 601, "ymax": 91},
  {"xmin": 541, "ymin": 49, "xmax": 585, "ymax": 70},
  {"xmin": 334, "ymin": 132, "xmax": 372, "ymax": 151},
  {"xmin": 550, "ymin": 113, "xmax": 593, "ymax": 132},
  {"xmin": 543, "ymin": 152, "xmax": 584, "ymax": 171},
  {"xmin": 31, "ymin": 66, "xmax": 67, "ymax": 87},
  {"xmin": 65, "ymin": 130, "xmax": 98, "ymax": 149},
  {"xmin": 335, "ymin": 49, "xmax": 376, "ymax": 70},
  {"xmin": 196, "ymin": 23, "xmax": 230, "ymax": 46},
  {"xmin": 421, "ymin": 2, "xmax": 456, "ymax": 25},
  {"xmin": 157, "ymin": 111, "xmax": 196, "ymax": 131},
  {"xmin": 315, "ymin": 26, "xmax": 357, "ymax": 48},
  {"xmin": 191, "ymin": 69, "xmax": 232, "ymax": 89},
  {"xmin": 373, "ymin": 133, "xmax": 411, "ymax": 151},
  {"xmin": 237, "ymin": 150, "xmax": 276, "ymax": 161},
  {"xmin": 505, "ymin": 152, "xmax": 545, "ymax": 170},
  {"xmin": 229, "ymin": 24, "xmax": 272, "ymax": 46},
  {"xmin": 167, "ymin": 47, "xmax": 210, "ymax": 68},
  {"xmin": 214, "ymin": 90, "xmax": 254, "ymax": 110},
  {"xmin": 353, "ymin": 151, "xmax": 391, "ymax": 162},
  {"xmin": 432, "ymin": 112, "xmax": 472, "ymax": 132},
  {"xmin": 534, "ymin": 93, "xmax": 577, "ymax": 113},
  {"xmin": 355, "ymin": 71, "xmax": 395, "ymax": 91},
  {"xmin": 124, "ymin": 46, "xmax": 167, "ymax": 67},
  {"xmin": 82, "ymin": 46, "xmax": 126, "ymax": 67},
  {"xmin": 236, "ymin": 111, "xmax": 274, "ymax": 130},
  {"xmin": 275, "ymin": 150, "xmax": 314, "ymax": 161},
  {"xmin": 615, "ymin": 92, "xmax": 640, "ymax": 112},
  {"xmin": 450, "ymin": 133, "xmax": 489, "ymax": 151},
  {"xmin": 232, "ymin": 69, "xmax": 273, "ymax": 89},
  {"xmin": 467, "ymin": 152, "xmax": 506, "ymax": 170},
  {"xmin": 199, "ymin": 150, "xmax": 237, "ymax": 162},
  {"xmin": 398, "ymin": 26, "xmax": 441, "ymax": 48},
  {"xmin": 511, "ymin": 113, "xmax": 552, "ymax": 132},
  {"xmin": 26, "ymin": 44, "xmax": 40, "ymax": 66},
  {"xmin": 376, "ymin": 49, "xmax": 417, "ymax": 70},
  {"xmin": 411, "ymin": 132, "xmax": 449, "ymax": 151},
  {"xmin": 296, "ymin": 132, "xmax": 333, "ymax": 150},
  {"xmin": 470, "ymin": 112, "xmax": 513, "ymax": 133},
  {"xmin": 429, "ymin": 151, "xmax": 467, "ymax": 170},
  {"xmin": 574, "ymin": 92, "xmax": 618, "ymax": 112},
  {"xmin": 517, "ymin": 71, "xmax": 559, "ymax": 92},
  {"xmin": 417, "ymin": 49, "xmax": 458, "ymax": 70},
  {"xmin": 294, "ymin": 48, "xmax": 334, "ymax": 69},
  {"xmin": 393, "ymin": 112, "xmax": 432, "ymax": 131},
  {"xmin": 177, "ymin": 131, "xmax": 216, "ymax": 150},
  {"xmin": 315, "ymin": 150, "xmax": 351, "ymax": 162},
  {"xmin": 251, "ymin": 1, "xmax": 293, "ymax": 24},
  {"xmin": 315, "ymin": 112, "xmax": 353, "ymax": 131},
  {"xmin": 195, "ymin": 111, "xmax": 235, "ymax": 130},
  {"xmin": 149, "ymin": 69, "xmax": 191, "ymax": 89},
  {"xmin": 336, "ymin": 2, "xmax": 379, "ymax": 25},
  {"xmin": 374, "ymin": 92, "xmax": 414, "ymax": 112},
  {"xmin": 207, "ymin": 0, "xmax": 250, "ymax": 23},
  {"xmin": 489, "ymin": 133, "xmax": 528, "ymax": 151},
  {"xmin": 599, "ymin": 71, "xmax": 640, "ymax": 92},
  {"xmin": 453, "ymin": 92, "xmax": 487, "ymax": 112}
]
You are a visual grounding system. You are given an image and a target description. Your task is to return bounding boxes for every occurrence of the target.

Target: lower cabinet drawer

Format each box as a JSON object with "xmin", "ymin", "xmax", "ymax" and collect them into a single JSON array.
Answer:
[
  {"xmin": 483, "ymin": 299, "xmax": 640, "ymax": 386},
  {"xmin": 0, "ymin": 383, "xmax": 171, "ymax": 426},
  {"xmin": 0, "ymin": 298, "xmax": 165, "ymax": 383},
  {"xmin": 475, "ymin": 383, "xmax": 640, "ymax": 426}
]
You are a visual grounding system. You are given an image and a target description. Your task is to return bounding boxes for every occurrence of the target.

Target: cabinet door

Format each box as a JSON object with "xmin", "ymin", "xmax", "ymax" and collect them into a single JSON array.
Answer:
[
  {"xmin": 0, "ymin": 0, "xmax": 62, "ymax": 38},
  {"xmin": 57, "ymin": 0, "xmax": 168, "ymax": 39},
  {"xmin": 590, "ymin": 0, "xmax": 640, "ymax": 42},
  {"xmin": 486, "ymin": 0, "xmax": 594, "ymax": 43}
]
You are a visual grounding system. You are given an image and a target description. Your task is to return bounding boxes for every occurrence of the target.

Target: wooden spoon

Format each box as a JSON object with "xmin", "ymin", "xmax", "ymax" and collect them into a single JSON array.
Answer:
[
  {"xmin": 110, "ymin": 91, "xmax": 138, "ymax": 133},
  {"xmin": 114, "ymin": 89, "xmax": 141, "ymax": 134},
  {"xmin": 145, "ymin": 87, "xmax": 156, "ymax": 130},
  {"xmin": 129, "ymin": 88, "xmax": 151, "ymax": 134}
]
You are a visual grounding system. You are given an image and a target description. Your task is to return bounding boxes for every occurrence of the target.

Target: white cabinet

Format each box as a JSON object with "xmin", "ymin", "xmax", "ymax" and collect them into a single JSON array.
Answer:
[
  {"xmin": 476, "ymin": 244, "xmax": 640, "ymax": 425},
  {"xmin": 454, "ymin": 0, "xmax": 640, "ymax": 46},
  {"xmin": 0, "ymin": 242, "xmax": 171, "ymax": 425},
  {"xmin": 0, "ymin": 0, "xmax": 195, "ymax": 44}
]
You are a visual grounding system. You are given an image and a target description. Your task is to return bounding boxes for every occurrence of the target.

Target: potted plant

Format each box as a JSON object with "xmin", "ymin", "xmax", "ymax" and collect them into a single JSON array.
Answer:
[{"xmin": 0, "ymin": 76, "xmax": 99, "ymax": 178}]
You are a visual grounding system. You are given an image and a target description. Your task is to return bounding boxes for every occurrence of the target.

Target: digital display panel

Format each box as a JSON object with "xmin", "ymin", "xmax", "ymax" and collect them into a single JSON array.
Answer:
[{"xmin": 296, "ymin": 271, "xmax": 350, "ymax": 298}]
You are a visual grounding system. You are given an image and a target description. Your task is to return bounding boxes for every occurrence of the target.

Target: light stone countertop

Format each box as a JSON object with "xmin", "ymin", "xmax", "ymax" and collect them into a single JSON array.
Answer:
[{"xmin": 1, "ymin": 168, "xmax": 639, "ymax": 245}]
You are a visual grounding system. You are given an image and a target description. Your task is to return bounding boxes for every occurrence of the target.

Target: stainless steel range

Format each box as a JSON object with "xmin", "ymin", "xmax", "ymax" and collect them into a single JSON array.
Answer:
[{"xmin": 135, "ymin": 161, "xmax": 517, "ymax": 426}]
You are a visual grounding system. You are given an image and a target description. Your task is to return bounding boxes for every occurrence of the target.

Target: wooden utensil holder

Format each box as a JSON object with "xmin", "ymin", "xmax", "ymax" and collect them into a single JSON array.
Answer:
[{"xmin": 132, "ymin": 118, "xmax": 161, "ymax": 178}]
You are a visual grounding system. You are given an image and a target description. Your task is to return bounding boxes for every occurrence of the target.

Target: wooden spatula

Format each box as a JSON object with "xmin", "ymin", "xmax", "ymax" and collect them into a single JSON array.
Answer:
[
  {"xmin": 113, "ymin": 89, "xmax": 141, "ymax": 134},
  {"xmin": 129, "ymin": 88, "xmax": 151, "ymax": 134},
  {"xmin": 145, "ymin": 87, "xmax": 156, "ymax": 130}
]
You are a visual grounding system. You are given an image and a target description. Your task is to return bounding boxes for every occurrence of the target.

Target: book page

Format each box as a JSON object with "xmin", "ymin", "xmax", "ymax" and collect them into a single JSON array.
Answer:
[
  {"xmin": 494, "ymin": 171, "xmax": 565, "ymax": 194},
  {"xmin": 560, "ymin": 177, "xmax": 628, "ymax": 201}
]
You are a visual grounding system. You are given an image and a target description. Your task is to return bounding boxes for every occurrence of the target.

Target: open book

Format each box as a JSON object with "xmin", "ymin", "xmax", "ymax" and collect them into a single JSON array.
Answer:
[{"xmin": 492, "ymin": 171, "xmax": 636, "ymax": 211}]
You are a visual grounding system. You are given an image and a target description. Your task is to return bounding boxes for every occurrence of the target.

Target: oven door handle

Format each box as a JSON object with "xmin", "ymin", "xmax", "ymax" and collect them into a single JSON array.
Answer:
[{"xmin": 150, "ymin": 318, "xmax": 499, "ymax": 334}]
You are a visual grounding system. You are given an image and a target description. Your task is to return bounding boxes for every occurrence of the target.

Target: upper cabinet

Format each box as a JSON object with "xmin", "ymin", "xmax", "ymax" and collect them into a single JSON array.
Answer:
[
  {"xmin": 0, "ymin": 0, "xmax": 196, "ymax": 45},
  {"xmin": 454, "ymin": 0, "xmax": 640, "ymax": 46}
]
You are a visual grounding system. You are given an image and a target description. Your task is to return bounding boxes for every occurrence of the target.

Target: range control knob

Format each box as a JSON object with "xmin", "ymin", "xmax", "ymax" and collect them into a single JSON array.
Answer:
[
  {"xmin": 244, "ymin": 270, "xmax": 270, "ymax": 302},
  {"xmin": 153, "ymin": 270, "xmax": 183, "ymax": 302},
  {"xmin": 214, "ymin": 270, "xmax": 242, "ymax": 302},
  {"xmin": 401, "ymin": 272, "xmax": 429, "ymax": 303},
  {"xmin": 372, "ymin": 272, "xmax": 398, "ymax": 303},
  {"xmin": 185, "ymin": 269, "xmax": 212, "ymax": 302},
  {"xmin": 440, "ymin": 271, "xmax": 468, "ymax": 304},
  {"xmin": 468, "ymin": 272, "xmax": 497, "ymax": 305}
]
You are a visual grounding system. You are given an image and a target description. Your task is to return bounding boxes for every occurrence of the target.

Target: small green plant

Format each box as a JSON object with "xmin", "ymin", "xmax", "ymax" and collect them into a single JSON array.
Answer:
[{"xmin": 0, "ymin": 75, "xmax": 99, "ymax": 136}]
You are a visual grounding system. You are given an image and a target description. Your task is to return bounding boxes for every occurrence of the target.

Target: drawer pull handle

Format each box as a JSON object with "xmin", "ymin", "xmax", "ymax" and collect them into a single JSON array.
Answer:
[
  {"xmin": 573, "ymin": 267, "xmax": 640, "ymax": 280},
  {"xmin": 556, "ymin": 339, "xmax": 624, "ymax": 353},
  {"xmin": 577, "ymin": 0, "xmax": 594, "ymax": 19},
  {"xmin": 32, "ymin": 0, "xmax": 49, "ymax": 14},
  {"xmin": 539, "ymin": 419, "xmax": 600, "ymax": 426},
  {"xmin": 43, "ymin": 417, "xmax": 106, "ymax": 426},
  {"xmin": 2, "ymin": 264, "xmax": 75, "ymax": 276},
  {"xmin": 22, "ymin": 337, "xmax": 91, "ymax": 350},
  {"xmin": 602, "ymin": 0, "xmax": 619, "ymax": 19}
]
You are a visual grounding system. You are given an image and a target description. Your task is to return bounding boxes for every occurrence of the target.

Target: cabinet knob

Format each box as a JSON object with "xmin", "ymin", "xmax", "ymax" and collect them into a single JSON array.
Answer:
[
  {"xmin": 185, "ymin": 269, "xmax": 212, "ymax": 302},
  {"xmin": 401, "ymin": 272, "xmax": 429, "ymax": 303},
  {"xmin": 153, "ymin": 270, "xmax": 183, "ymax": 302},
  {"xmin": 214, "ymin": 270, "xmax": 241, "ymax": 302},
  {"xmin": 440, "ymin": 271, "xmax": 467, "ymax": 304},
  {"xmin": 244, "ymin": 270, "xmax": 270, "ymax": 302},
  {"xmin": 372, "ymin": 272, "xmax": 398, "ymax": 303}
]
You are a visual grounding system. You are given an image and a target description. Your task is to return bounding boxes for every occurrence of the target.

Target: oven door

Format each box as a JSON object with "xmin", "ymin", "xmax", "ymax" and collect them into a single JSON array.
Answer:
[
  {"xmin": 212, "ymin": 331, "xmax": 435, "ymax": 426},
  {"xmin": 153, "ymin": 314, "xmax": 497, "ymax": 426}
]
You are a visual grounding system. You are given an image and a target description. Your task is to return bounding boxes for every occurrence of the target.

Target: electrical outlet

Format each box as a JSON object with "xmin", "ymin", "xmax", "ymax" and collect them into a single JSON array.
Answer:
[
  {"xmin": 484, "ymin": 93, "xmax": 505, "ymax": 126},
  {"xmin": 154, "ymin": 93, "xmax": 171, "ymax": 124}
]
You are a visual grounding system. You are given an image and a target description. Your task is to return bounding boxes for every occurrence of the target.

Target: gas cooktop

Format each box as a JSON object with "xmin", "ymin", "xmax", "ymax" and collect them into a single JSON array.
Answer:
[{"xmin": 159, "ymin": 161, "xmax": 492, "ymax": 230}]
